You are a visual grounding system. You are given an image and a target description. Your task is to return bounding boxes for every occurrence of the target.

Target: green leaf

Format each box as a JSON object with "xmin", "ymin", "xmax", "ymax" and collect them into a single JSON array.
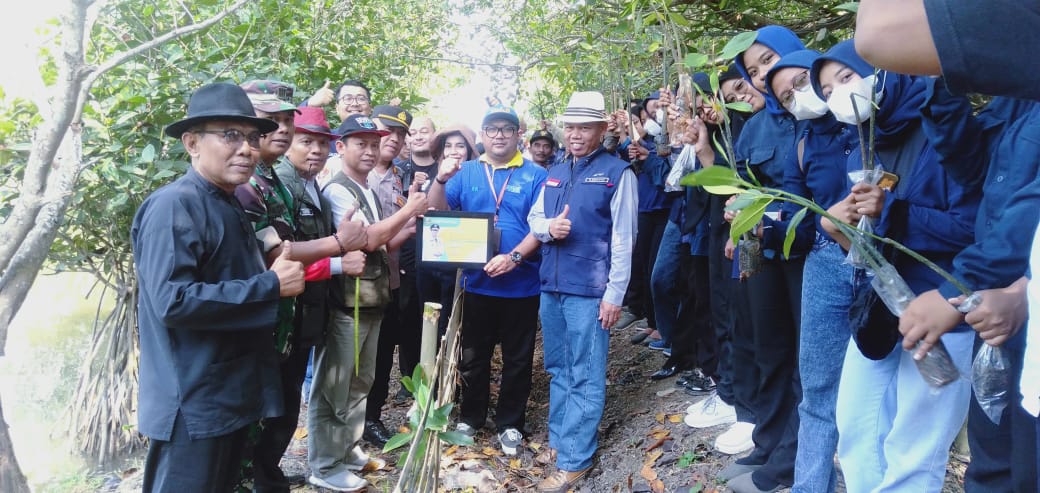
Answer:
[
  {"xmin": 678, "ymin": 165, "xmax": 743, "ymax": 187},
  {"xmin": 834, "ymin": 2, "xmax": 859, "ymax": 13},
  {"xmin": 730, "ymin": 197, "xmax": 771, "ymax": 242},
  {"xmin": 683, "ymin": 53, "xmax": 708, "ymax": 69},
  {"xmin": 401, "ymin": 376, "xmax": 415, "ymax": 394},
  {"xmin": 438, "ymin": 431, "xmax": 475, "ymax": 446},
  {"xmin": 720, "ymin": 31, "xmax": 758, "ymax": 61},
  {"xmin": 140, "ymin": 144, "xmax": 156, "ymax": 163},
  {"xmin": 382, "ymin": 431, "xmax": 414, "ymax": 452},
  {"xmin": 709, "ymin": 71, "xmax": 720, "ymax": 95},
  {"xmin": 725, "ymin": 190, "xmax": 762, "ymax": 211},
  {"xmin": 725, "ymin": 101, "xmax": 753, "ymax": 113},
  {"xmin": 782, "ymin": 207, "xmax": 809, "ymax": 259},
  {"xmin": 703, "ymin": 185, "xmax": 746, "ymax": 195}
]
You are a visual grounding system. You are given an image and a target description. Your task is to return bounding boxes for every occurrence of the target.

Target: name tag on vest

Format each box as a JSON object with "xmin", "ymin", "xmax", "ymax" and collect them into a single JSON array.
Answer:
[
  {"xmin": 300, "ymin": 206, "xmax": 315, "ymax": 217},
  {"xmin": 583, "ymin": 176, "xmax": 610, "ymax": 184}
]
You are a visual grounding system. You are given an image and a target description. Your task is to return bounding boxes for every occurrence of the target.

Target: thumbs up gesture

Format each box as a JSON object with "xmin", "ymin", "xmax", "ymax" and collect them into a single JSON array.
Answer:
[
  {"xmin": 308, "ymin": 80, "xmax": 335, "ymax": 107},
  {"xmin": 335, "ymin": 206, "xmax": 368, "ymax": 251},
  {"xmin": 549, "ymin": 204, "xmax": 572, "ymax": 240},
  {"xmin": 271, "ymin": 241, "xmax": 305, "ymax": 297}
]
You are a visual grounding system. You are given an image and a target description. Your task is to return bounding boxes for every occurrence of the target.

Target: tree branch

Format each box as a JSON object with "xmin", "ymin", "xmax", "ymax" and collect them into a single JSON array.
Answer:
[{"xmin": 71, "ymin": 0, "xmax": 255, "ymax": 125}]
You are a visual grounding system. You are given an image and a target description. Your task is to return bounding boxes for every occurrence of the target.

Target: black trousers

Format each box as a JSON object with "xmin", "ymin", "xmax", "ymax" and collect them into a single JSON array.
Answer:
[
  {"xmin": 366, "ymin": 283, "xmax": 422, "ymax": 422},
  {"xmin": 252, "ymin": 345, "xmax": 310, "ymax": 493},
  {"xmin": 737, "ymin": 256, "xmax": 804, "ymax": 488},
  {"xmin": 728, "ymin": 274, "xmax": 759, "ymax": 424},
  {"xmin": 626, "ymin": 209, "xmax": 669, "ymax": 326},
  {"xmin": 457, "ymin": 292, "xmax": 539, "ymax": 430},
  {"xmin": 666, "ymin": 254, "xmax": 715, "ymax": 373},
  {"xmin": 964, "ymin": 333, "xmax": 1038, "ymax": 492},
  {"xmin": 143, "ymin": 413, "xmax": 248, "ymax": 493}
]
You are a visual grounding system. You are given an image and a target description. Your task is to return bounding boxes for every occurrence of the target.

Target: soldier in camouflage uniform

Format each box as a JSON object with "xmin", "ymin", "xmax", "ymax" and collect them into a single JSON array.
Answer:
[{"xmin": 236, "ymin": 81, "xmax": 369, "ymax": 493}]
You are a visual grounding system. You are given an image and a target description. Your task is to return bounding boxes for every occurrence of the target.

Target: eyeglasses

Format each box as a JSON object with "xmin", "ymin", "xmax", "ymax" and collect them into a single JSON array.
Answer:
[
  {"xmin": 779, "ymin": 70, "xmax": 812, "ymax": 109},
  {"xmin": 193, "ymin": 129, "xmax": 263, "ymax": 148},
  {"xmin": 483, "ymin": 126, "xmax": 517, "ymax": 138},
  {"xmin": 338, "ymin": 94, "xmax": 370, "ymax": 105}
]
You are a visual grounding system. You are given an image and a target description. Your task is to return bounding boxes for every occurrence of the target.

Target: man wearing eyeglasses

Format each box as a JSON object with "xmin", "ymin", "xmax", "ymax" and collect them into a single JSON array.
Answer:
[
  {"xmin": 236, "ymin": 82, "xmax": 369, "ymax": 493},
  {"xmin": 131, "ymin": 82, "xmax": 307, "ymax": 492},
  {"xmin": 429, "ymin": 105, "xmax": 547, "ymax": 456},
  {"xmin": 304, "ymin": 79, "xmax": 373, "ymax": 121}
]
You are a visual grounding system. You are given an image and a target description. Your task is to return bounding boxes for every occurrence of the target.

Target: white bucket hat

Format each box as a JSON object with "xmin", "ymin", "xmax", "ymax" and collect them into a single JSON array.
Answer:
[{"xmin": 559, "ymin": 91, "xmax": 608, "ymax": 124}]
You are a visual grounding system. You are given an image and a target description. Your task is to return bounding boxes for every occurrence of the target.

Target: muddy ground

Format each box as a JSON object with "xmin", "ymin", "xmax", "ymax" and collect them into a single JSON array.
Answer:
[{"xmin": 108, "ymin": 324, "xmax": 967, "ymax": 492}]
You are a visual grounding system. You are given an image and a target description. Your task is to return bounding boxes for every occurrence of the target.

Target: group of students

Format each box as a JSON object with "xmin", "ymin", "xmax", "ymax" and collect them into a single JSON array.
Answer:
[{"xmin": 609, "ymin": 13, "xmax": 1040, "ymax": 493}]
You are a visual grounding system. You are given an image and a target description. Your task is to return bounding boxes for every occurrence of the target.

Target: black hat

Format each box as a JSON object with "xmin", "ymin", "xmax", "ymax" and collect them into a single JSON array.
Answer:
[
  {"xmin": 719, "ymin": 64, "xmax": 743, "ymax": 84},
  {"xmin": 372, "ymin": 105, "xmax": 413, "ymax": 129},
  {"xmin": 529, "ymin": 129, "xmax": 555, "ymax": 146},
  {"xmin": 335, "ymin": 114, "xmax": 390, "ymax": 140},
  {"xmin": 165, "ymin": 83, "xmax": 279, "ymax": 138}
]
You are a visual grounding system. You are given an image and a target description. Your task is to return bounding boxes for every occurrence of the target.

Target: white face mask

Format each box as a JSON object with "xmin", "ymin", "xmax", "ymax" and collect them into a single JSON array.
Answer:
[
  {"xmin": 788, "ymin": 85, "xmax": 830, "ymax": 121},
  {"xmin": 827, "ymin": 74, "xmax": 878, "ymax": 125},
  {"xmin": 643, "ymin": 117, "xmax": 662, "ymax": 137}
]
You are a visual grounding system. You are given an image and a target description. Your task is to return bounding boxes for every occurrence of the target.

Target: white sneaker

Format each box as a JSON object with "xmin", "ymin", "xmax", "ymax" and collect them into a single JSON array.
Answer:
[
  {"xmin": 714, "ymin": 421, "xmax": 755, "ymax": 455},
  {"xmin": 683, "ymin": 393, "xmax": 737, "ymax": 428},
  {"xmin": 456, "ymin": 422, "xmax": 477, "ymax": 437},
  {"xmin": 345, "ymin": 445, "xmax": 386, "ymax": 472},
  {"xmin": 498, "ymin": 427, "xmax": 523, "ymax": 455},
  {"xmin": 308, "ymin": 470, "xmax": 368, "ymax": 492}
]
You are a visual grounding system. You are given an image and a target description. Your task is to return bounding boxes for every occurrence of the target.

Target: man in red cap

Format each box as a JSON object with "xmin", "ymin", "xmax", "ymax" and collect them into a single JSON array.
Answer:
[
  {"xmin": 236, "ymin": 81, "xmax": 369, "ymax": 493},
  {"xmin": 308, "ymin": 115, "xmax": 429, "ymax": 492}
]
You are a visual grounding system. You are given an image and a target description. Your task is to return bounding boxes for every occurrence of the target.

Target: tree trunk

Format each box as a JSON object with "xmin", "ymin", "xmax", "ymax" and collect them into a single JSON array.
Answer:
[{"xmin": 0, "ymin": 394, "xmax": 29, "ymax": 493}]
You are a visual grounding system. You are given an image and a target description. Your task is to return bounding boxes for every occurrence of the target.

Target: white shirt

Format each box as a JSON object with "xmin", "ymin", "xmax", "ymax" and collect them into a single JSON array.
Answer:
[{"xmin": 1020, "ymin": 224, "xmax": 1040, "ymax": 417}]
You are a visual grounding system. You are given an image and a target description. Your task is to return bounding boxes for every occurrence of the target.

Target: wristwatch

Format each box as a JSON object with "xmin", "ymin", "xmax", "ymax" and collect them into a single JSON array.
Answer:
[{"xmin": 509, "ymin": 251, "xmax": 523, "ymax": 265}]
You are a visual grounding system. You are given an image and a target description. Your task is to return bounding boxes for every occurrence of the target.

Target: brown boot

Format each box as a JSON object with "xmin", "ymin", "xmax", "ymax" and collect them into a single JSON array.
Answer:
[
  {"xmin": 534, "ymin": 447, "xmax": 557, "ymax": 465},
  {"xmin": 536, "ymin": 466, "xmax": 592, "ymax": 493}
]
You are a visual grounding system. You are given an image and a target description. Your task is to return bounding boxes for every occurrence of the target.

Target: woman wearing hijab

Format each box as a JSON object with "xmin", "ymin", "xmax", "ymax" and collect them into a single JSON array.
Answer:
[
  {"xmin": 711, "ymin": 25, "xmax": 810, "ymax": 493},
  {"xmin": 760, "ymin": 49, "xmax": 860, "ymax": 493},
  {"xmin": 810, "ymin": 39, "xmax": 980, "ymax": 492}
]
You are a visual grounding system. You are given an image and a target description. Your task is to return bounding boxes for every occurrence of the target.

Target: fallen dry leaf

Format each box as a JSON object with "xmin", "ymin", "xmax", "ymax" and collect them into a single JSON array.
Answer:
[
  {"xmin": 509, "ymin": 458, "xmax": 522, "ymax": 469},
  {"xmin": 645, "ymin": 437, "xmax": 671, "ymax": 452},
  {"xmin": 530, "ymin": 442, "xmax": 542, "ymax": 451},
  {"xmin": 649, "ymin": 428, "xmax": 671, "ymax": 440},
  {"xmin": 640, "ymin": 463, "xmax": 658, "ymax": 482},
  {"xmin": 293, "ymin": 427, "xmax": 308, "ymax": 440},
  {"xmin": 655, "ymin": 412, "xmax": 665, "ymax": 424},
  {"xmin": 645, "ymin": 449, "xmax": 663, "ymax": 464},
  {"xmin": 445, "ymin": 445, "xmax": 459, "ymax": 456},
  {"xmin": 458, "ymin": 452, "xmax": 488, "ymax": 460},
  {"xmin": 482, "ymin": 447, "xmax": 503, "ymax": 457},
  {"xmin": 655, "ymin": 388, "xmax": 677, "ymax": 397},
  {"xmin": 668, "ymin": 414, "xmax": 683, "ymax": 423},
  {"xmin": 650, "ymin": 478, "xmax": 666, "ymax": 493}
]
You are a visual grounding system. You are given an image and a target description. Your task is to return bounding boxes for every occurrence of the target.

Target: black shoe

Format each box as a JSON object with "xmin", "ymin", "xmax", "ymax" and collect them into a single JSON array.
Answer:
[
  {"xmin": 363, "ymin": 419, "xmax": 393, "ymax": 447},
  {"xmin": 650, "ymin": 365, "xmax": 680, "ymax": 380},
  {"xmin": 677, "ymin": 370, "xmax": 716, "ymax": 394}
]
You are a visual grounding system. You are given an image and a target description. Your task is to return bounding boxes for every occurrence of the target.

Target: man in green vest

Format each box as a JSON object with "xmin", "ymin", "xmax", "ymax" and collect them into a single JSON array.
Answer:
[{"xmin": 309, "ymin": 114, "xmax": 429, "ymax": 492}]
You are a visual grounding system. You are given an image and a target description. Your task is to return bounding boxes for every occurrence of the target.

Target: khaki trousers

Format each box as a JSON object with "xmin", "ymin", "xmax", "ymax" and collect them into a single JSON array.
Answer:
[{"xmin": 307, "ymin": 308, "xmax": 383, "ymax": 477}]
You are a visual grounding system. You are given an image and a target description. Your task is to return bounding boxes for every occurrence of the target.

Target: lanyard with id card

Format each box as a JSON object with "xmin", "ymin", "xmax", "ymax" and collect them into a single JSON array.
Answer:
[{"xmin": 483, "ymin": 163, "xmax": 514, "ymax": 253}]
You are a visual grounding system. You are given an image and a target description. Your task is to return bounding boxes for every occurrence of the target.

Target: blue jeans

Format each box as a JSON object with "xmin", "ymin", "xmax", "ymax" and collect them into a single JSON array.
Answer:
[
  {"xmin": 836, "ymin": 329, "xmax": 973, "ymax": 492},
  {"xmin": 541, "ymin": 292, "xmax": 609, "ymax": 472},
  {"xmin": 793, "ymin": 237, "xmax": 868, "ymax": 493},
  {"xmin": 651, "ymin": 220, "xmax": 683, "ymax": 343}
]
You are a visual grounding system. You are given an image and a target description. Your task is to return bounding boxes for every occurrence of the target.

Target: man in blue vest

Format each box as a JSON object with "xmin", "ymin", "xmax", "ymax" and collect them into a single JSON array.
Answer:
[{"xmin": 528, "ymin": 91, "xmax": 638, "ymax": 492}]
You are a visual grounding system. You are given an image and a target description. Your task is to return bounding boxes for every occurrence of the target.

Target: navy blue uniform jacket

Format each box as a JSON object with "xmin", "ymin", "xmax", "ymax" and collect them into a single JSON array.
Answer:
[{"xmin": 131, "ymin": 167, "xmax": 283, "ymax": 441}]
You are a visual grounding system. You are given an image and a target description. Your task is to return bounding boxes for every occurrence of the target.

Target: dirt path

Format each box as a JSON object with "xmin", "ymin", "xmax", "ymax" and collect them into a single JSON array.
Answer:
[{"xmin": 267, "ymin": 326, "xmax": 968, "ymax": 493}]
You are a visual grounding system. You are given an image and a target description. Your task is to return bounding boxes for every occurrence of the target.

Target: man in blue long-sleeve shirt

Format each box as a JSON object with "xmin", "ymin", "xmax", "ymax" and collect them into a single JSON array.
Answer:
[{"xmin": 132, "ymin": 83, "xmax": 306, "ymax": 492}]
